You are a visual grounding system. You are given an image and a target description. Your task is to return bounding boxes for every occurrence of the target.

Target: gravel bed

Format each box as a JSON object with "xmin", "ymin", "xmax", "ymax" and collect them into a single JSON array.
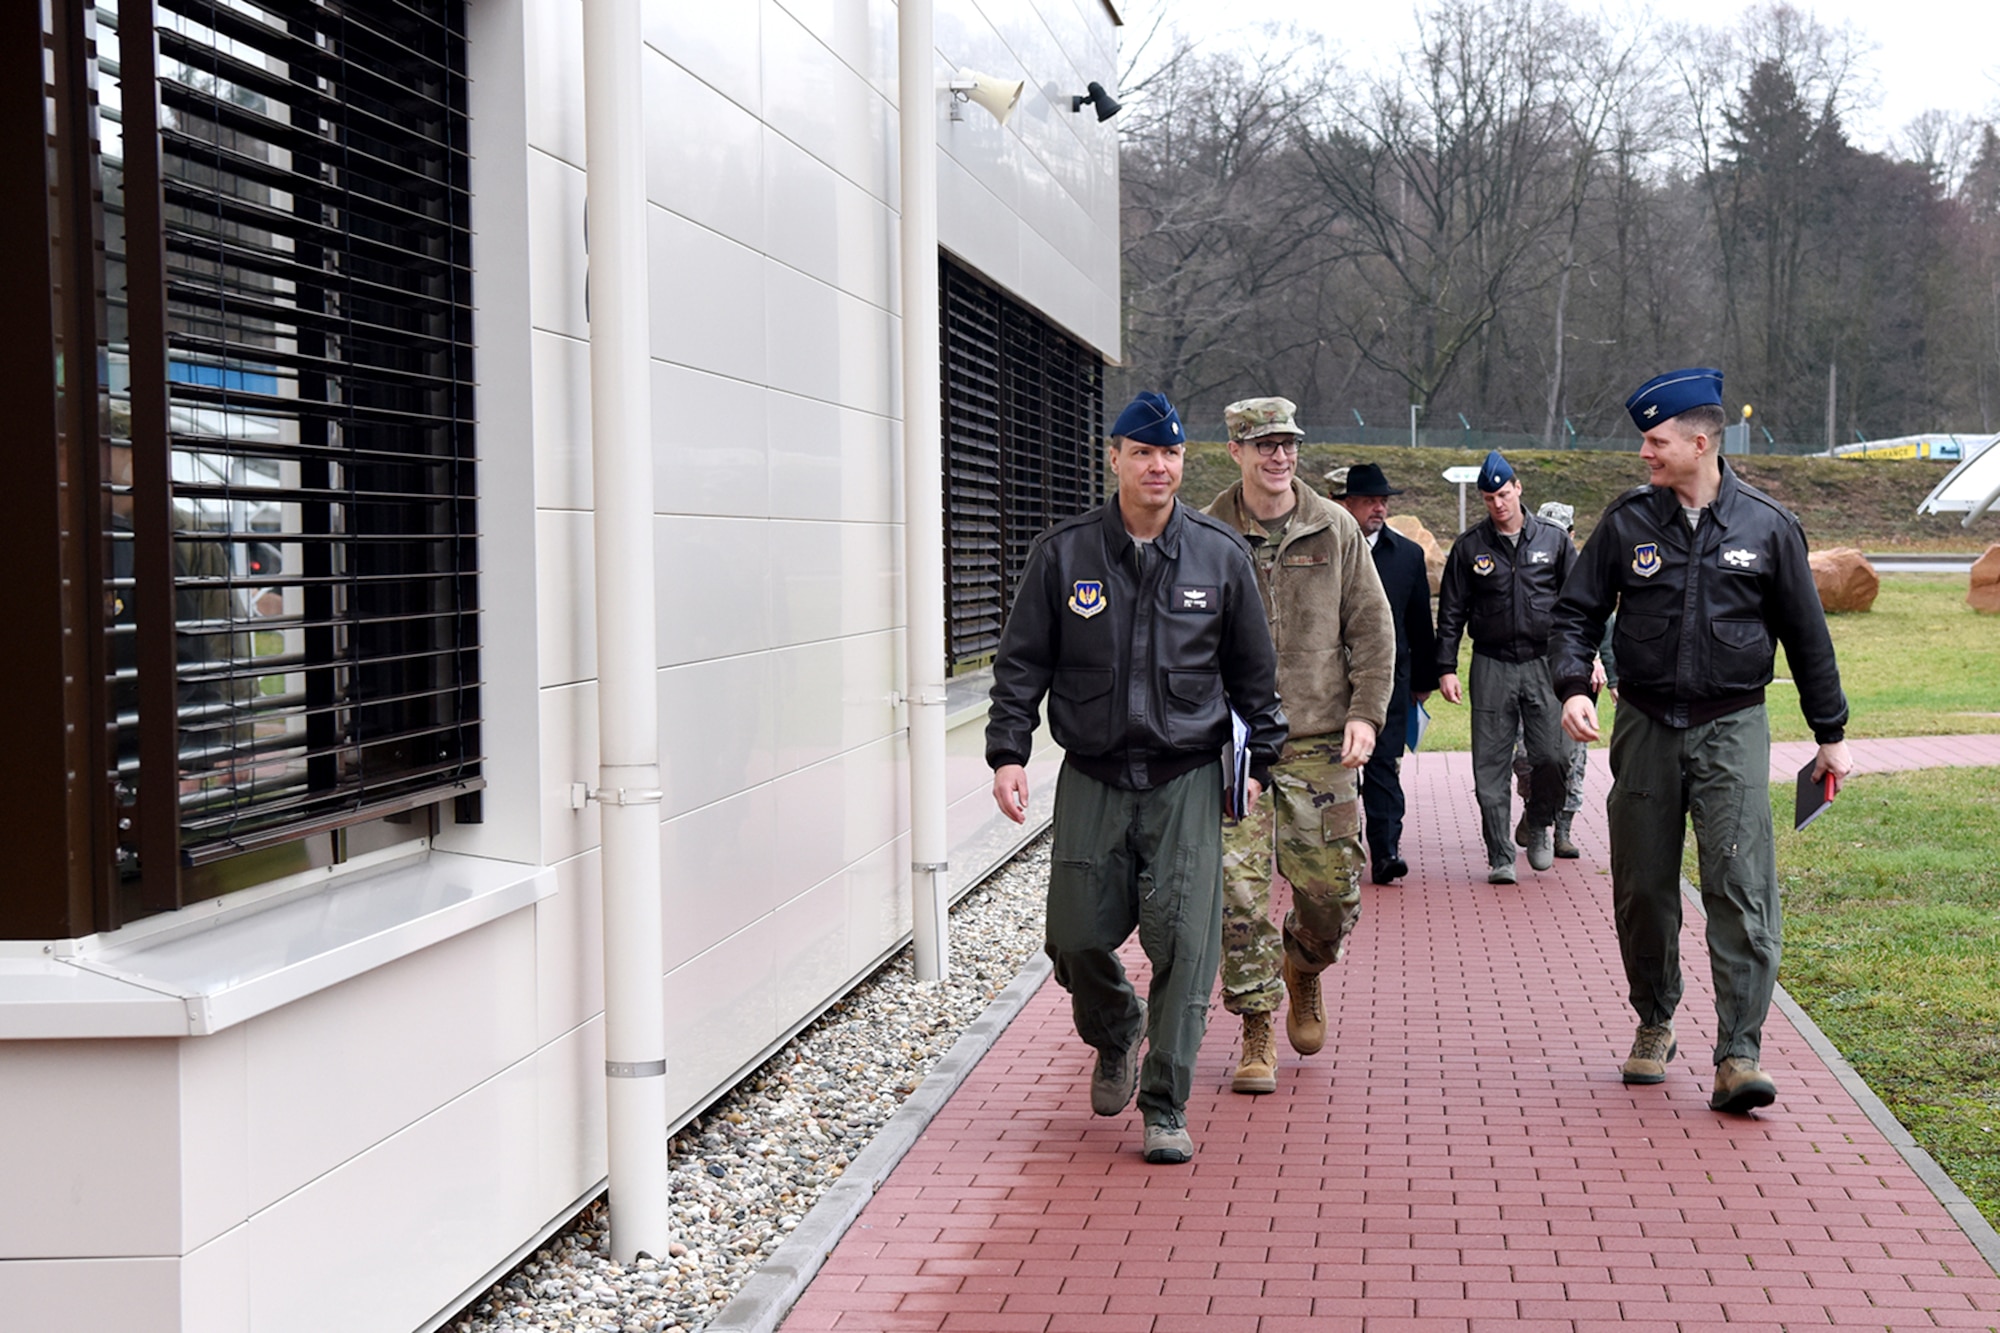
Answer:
[{"xmin": 443, "ymin": 832, "xmax": 1053, "ymax": 1333}]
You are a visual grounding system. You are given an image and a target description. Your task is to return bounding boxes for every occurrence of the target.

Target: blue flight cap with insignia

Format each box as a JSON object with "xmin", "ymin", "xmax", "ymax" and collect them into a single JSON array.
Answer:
[
  {"xmin": 1476, "ymin": 449, "xmax": 1515, "ymax": 493},
  {"xmin": 1625, "ymin": 367, "xmax": 1723, "ymax": 429},
  {"xmin": 1110, "ymin": 391, "xmax": 1184, "ymax": 447}
]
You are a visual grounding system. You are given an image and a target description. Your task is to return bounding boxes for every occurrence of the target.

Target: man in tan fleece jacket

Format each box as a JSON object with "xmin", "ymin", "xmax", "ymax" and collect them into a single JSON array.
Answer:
[{"xmin": 1205, "ymin": 398, "xmax": 1396, "ymax": 1093}]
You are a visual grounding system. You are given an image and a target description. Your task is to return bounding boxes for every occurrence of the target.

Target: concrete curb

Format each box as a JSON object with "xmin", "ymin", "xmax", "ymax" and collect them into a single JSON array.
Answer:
[
  {"xmin": 1682, "ymin": 877, "xmax": 2000, "ymax": 1277},
  {"xmin": 702, "ymin": 951, "xmax": 1055, "ymax": 1333}
]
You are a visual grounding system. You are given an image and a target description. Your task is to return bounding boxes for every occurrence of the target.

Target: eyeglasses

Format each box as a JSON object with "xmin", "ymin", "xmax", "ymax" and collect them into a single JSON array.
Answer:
[{"xmin": 1247, "ymin": 438, "xmax": 1300, "ymax": 457}]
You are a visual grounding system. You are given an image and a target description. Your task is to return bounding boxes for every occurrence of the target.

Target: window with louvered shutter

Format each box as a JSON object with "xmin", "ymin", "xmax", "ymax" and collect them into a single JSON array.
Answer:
[
  {"xmin": 940, "ymin": 257, "xmax": 1105, "ymax": 674},
  {"xmin": 147, "ymin": 0, "xmax": 479, "ymax": 868},
  {"xmin": 16, "ymin": 0, "xmax": 480, "ymax": 933}
]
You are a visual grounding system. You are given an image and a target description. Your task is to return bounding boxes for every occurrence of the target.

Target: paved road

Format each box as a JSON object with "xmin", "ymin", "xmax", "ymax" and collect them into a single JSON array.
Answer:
[{"xmin": 1867, "ymin": 553, "xmax": 1980, "ymax": 573}]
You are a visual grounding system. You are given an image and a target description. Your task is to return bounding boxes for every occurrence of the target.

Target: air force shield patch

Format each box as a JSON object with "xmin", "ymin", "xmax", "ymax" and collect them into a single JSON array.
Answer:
[
  {"xmin": 1068, "ymin": 580, "xmax": 1107, "ymax": 618},
  {"xmin": 1631, "ymin": 543, "xmax": 1662, "ymax": 578},
  {"xmin": 1472, "ymin": 553, "xmax": 1496, "ymax": 577}
]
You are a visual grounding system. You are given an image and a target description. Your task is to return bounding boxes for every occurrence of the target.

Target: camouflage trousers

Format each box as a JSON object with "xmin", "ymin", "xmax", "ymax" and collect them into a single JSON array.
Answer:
[{"xmin": 1220, "ymin": 736, "xmax": 1365, "ymax": 1016}]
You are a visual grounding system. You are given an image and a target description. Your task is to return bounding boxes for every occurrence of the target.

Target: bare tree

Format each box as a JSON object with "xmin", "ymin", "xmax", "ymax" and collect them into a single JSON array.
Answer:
[
  {"xmin": 1294, "ymin": 0, "xmax": 1583, "ymax": 412},
  {"xmin": 1117, "ymin": 35, "xmax": 1332, "ymax": 413},
  {"xmin": 1900, "ymin": 110, "xmax": 1985, "ymax": 198},
  {"xmin": 1676, "ymin": 3, "xmax": 1864, "ymax": 424},
  {"xmin": 1111, "ymin": 0, "xmax": 2000, "ymax": 442},
  {"xmin": 1537, "ymin": 12, "xmax": 1651, "ymax": 445}
]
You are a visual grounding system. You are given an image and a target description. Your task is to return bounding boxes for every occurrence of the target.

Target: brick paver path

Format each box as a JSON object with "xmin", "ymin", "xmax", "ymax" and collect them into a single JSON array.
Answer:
[{"xmin": 784, "ymin": 735, "xmax": 2000, "ymax": 1331}]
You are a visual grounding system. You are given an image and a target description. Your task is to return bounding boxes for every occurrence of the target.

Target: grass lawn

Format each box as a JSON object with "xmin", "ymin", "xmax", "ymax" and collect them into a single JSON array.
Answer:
[
  {"xmin": 1410, "ymin": 574, "xmax": 2000, "ymax": 755},
  {"xmin": 1771, "ymin": 767, "xmax": 2000, "ymax": 1231},
  {"xmin": 1773, "ymin": 575, "xmax": 2000, "ymax": 741}
]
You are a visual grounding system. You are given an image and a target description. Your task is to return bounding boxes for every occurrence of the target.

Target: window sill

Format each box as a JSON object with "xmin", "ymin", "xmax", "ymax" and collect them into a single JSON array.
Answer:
[
  {"xmin": 0, "ymin": 852, "xmax": 554, "ymax": 1039},
  {"xmin": 945, "ymin": 667, "xmax": 996, "ymax": 730}
]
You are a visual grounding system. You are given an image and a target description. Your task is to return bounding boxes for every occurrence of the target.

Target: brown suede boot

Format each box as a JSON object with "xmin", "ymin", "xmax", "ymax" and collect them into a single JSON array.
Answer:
[
  {"xmin": 1620, "ymin": 1022, "xmax": 1676, "ymax": 1084},
  {"xmin": 1231, "ymin": 1011, "xmax": 1278, "ymax": 1094},
  {"xmin": 1282, "ymin": 954, "xmax": 1327, "ymax": 1056}
]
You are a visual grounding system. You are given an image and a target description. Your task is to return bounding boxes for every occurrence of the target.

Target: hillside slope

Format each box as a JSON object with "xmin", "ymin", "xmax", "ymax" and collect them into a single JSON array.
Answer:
[{"xmin": 1176, "ymin": 443, "xmax": 1989, "ymax": 551}]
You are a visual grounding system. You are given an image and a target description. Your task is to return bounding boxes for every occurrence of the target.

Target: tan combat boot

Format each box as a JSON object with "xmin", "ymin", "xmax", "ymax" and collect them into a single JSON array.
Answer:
[
  {"xmin": 1710, "ymin": 1057, "xmax": 1778, "ymax": 1113},
  {"xmin": 1282, "ymin": 954, "xmax": 1327, "ymax": 1056},
  {"xmin": 1231, "ymin": 1011, "xmax": 1278, "ymax": 1094},
  {"xmin": 1620, "ymin": 1022, "xmax": 1676, "ymax": 1085}
]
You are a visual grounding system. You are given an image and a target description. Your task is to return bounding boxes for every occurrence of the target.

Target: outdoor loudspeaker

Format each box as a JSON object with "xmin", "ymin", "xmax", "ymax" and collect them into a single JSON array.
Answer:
[{"xmin": 948, "ymin": 71, "xmax": 1024, "ymax": 126}]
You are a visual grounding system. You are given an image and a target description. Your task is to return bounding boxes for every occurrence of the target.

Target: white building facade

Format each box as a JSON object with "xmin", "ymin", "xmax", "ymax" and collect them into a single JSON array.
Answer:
[{"xmin": 0, "ymin": 0, "xmax": 1120, "ymax": 1328}]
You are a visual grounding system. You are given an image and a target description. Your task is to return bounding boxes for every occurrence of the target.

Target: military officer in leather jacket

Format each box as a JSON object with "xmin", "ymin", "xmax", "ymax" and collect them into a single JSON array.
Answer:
[
  {"xmin": 1433, "ymin": 451, "xmax": 1577, "ymax": 881},
  {"xmin": 1550, "ymin": 367, "xmax": 1853, "ymax": 1115},
  {"xmin": 987, "ymin": 390, "xmax": 1286, "ymax": 1165}
]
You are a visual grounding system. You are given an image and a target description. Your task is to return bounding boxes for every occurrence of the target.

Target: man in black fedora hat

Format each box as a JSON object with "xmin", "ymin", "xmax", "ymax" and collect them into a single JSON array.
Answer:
[{"xmin": 1335, "ymin": 463, "xmax": 1438, "ymax": 884}]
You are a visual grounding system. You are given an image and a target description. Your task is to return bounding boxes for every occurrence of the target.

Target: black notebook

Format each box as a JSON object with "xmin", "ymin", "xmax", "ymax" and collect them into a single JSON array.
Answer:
[{"xmin": 1794, "ymin": 759, "xmax": 1835, "ymax": 831}]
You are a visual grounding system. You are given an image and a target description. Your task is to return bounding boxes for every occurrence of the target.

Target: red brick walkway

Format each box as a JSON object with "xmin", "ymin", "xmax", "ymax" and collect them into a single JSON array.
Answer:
[{"xmin": 783, "ymin": 735, "xmax": 2000, "ymax": 1332}]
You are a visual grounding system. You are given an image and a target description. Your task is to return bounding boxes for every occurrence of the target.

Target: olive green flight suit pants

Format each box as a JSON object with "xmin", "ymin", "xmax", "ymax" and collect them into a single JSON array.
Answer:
[
  {"xmin": 1606, "ymin": 702, "xmax": 1781, "ymax": 1066},
  {"xmin": 1045, "ymin": 759, "xmax": 1225, "ymax": 1120},
  {"xmin": 1218, "ymin": 736, "xmax": 1365, "ymax": 1016},
  {"xmin": 1469, "ymin": 653, "xmax": 1566, "ymax": 866}
]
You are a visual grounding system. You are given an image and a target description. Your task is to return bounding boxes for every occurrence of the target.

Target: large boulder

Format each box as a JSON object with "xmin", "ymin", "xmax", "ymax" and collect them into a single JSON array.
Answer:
[
  {"xmin": 1809, "ymin": 546, "xmax": 1879, "ymax": 613},
  {"xmin": 1970, "ymin": 543, "xmax": 2000, "ymax": 614},
  {"xmin": 1387, "ymin": 514, "xmax": 1446, "ymax": 595}
]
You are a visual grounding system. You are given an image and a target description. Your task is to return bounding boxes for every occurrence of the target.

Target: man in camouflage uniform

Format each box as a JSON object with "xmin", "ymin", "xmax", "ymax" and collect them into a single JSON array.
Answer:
[{"xmin": 1205, "ymin": 398, "xmax": 1395, "ymax": 1093}]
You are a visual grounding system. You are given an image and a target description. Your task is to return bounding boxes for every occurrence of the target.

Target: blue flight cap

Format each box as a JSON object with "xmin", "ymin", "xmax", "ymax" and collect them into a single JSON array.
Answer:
[
  {"xmin": 1110, "ymin": 391, "xmax": 1184, "ymax": 447},
  {"xmin": 1477, "ymin": 449, "xmax": 1515, "ymax": 492},
  {"xmin": 1626, "ymin": 367, "xmax": 1723, "ymax": 429}
]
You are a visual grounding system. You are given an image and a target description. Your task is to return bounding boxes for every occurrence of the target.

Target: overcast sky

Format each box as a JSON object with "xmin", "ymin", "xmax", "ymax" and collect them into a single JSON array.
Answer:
[{"xmin": 1114, "ymin": 0, "xmax": 2000, "ymax": 153}]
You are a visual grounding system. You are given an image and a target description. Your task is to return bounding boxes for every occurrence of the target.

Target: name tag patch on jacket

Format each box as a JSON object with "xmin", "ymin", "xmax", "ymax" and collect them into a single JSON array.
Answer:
[
  {"xmin": 1529, "ymin": 549, "xmax": 1552, "ymax": 564},
  {"xmin": 1632, "ymin": 543, "xmax": 1662, "ymax": 577},
  {"xmin": 1721, "ymin": 547, "xmax": 1761, "ymax": 570},
  {"xmin": 1282, "ymin": 553, "xmax": 1327, "ymax": 567},
  {"xmin": 1472, "ymin": 554, "xmax": 1495, "ymax": 576},
  {"xmin": 1175, "ymin": 585, "xmax": 1219, "ymax": 613},
  {"xmin": 1068, "ymin": 580, "xmax": 1107, "ymax": 618}
]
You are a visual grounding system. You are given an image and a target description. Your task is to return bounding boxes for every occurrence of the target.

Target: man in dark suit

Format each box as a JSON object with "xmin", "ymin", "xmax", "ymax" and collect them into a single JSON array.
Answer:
[{"xmin": 1333, "ymin": 463, "xmax": 1439, "ymax": 884}]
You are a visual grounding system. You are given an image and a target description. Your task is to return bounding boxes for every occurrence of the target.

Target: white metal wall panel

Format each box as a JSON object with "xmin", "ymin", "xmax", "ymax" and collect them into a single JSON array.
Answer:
[{"xmin": 0, "ymin": 3, "xmax": 1121, "ymax": 1329}]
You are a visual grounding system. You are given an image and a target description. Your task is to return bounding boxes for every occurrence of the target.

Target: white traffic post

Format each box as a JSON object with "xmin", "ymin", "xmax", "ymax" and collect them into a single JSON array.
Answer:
[
  {"xmin": 899, "ymin": 0, "xmax": 950, "ymax": 980},
  {"xmin": 581, "ymin": 0, "xmax": 671, "ymax": 1260},
  {"xmin": 1442, "ymin": 464, "xmax": 1480, "ymax": 534}
]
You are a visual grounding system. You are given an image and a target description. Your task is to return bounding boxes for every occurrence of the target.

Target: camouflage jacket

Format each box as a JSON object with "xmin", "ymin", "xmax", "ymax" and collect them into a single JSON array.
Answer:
[{"xmin": 1204, "ymin": 479, "xmax": 1395, "ymax": 741}]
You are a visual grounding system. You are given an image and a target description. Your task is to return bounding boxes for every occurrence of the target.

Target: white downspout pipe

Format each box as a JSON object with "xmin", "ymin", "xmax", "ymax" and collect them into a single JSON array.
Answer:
[
  {"xmin": 900, "ymin": 0, "xmax": 950, "ymax": 980},
  {"xmin": 581, "ymin": 0, "xmax": 670, "ymax": 1261}
]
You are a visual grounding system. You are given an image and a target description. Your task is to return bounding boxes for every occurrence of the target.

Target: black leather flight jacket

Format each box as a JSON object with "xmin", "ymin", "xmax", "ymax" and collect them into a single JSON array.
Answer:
[
  {"xmin": 985, "ymin": 499, "xmax": 1288, "ymax": 791},
  {"xmin": 1549, "ymin": 461, "xmax": 1848, "ymax": 742},
  {"xmin": 1434, "ymin": 511, "xmax": 1578, "ymax": 670}
]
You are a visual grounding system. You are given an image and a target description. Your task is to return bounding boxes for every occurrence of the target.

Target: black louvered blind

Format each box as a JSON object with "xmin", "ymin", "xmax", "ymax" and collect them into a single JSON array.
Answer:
[
  {"xmin": 940, "ymin": 258, "xmax": 1104, "ymax": 673},
  {"xmin": 136, "ymin": 0, "xmax": 479, "ymax": 863}
]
